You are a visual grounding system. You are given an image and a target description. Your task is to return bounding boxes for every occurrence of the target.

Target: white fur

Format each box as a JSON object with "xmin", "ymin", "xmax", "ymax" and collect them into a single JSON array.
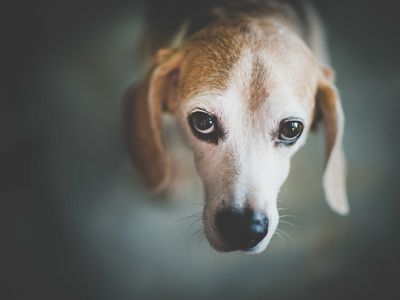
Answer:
[{"xmin": 177, "ymin": 48, "xmax": 314, "ymax": 252}]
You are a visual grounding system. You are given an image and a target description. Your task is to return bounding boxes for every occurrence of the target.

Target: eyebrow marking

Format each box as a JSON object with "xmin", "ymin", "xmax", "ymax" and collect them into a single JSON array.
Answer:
[{"xmin": 248, "ymin": 56, "xmax": 270, "ymax": 112}]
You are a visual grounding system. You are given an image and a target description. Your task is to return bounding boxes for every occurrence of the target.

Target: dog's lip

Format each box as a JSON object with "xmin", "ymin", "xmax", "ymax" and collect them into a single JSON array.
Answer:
[
  {"xmin": 241, "ymin": 235, "xmax": 271, "ymax": 254},
  {"xmin": 211, "ymin": 240, "xmax": 264, "ymax": 253},
  {"xmin": 241, "ymin": 246, "xmax": 260, "ymax": 254},
  {"xmin": 212, "ymin": 245, "xmax": 261, "ymax": 253}
]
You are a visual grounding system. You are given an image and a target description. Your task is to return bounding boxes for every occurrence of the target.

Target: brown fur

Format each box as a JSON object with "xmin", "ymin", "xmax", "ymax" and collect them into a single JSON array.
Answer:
[
  {"xmin": 124, "ymin": 51, "xmax": 184, "ymax": 191},
  {"xmin": 126, "ymin": 14, "xmax": 319, "ymax": 190},
  {"xmin": 125, "ymin": 1, "xmax": 347, "ymax": 215},
  {"xmin": 316, "ymin": 74, "xmax": 341, "ymax": 159},
  {"xmin": 179, "ymin": 22, "xmax": 247, "ymax": 100},
  {"xmin": 248, "ymin": 55, "xmax": 270, "ymax": 112}
]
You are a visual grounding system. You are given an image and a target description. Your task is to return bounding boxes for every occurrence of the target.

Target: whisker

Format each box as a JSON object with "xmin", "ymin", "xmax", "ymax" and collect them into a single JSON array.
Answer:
[
  {"xmin": 195, "ymin": 230, "xmax": 205, "ymax": 246},
  {"xmin": 273, "ymin": 229, "xmax": 287, "ymax": 247},
  {"xmin": 178, "ymin": 212, "xmax": 202, "ymax": 222},
  {"xmin": 277, "ymin": 228, "xmax": 296, "ymax": 247},
  {"xmin": 280, "ymin": 214, "xmax": 301, "ymax": 221},
  {"xmin": 188, "ymin": 217, "xmax": 203, "ymax": 229},
  {"xmin": 279, "ymin": 220, "xmax": 297, "ymax": 228},
  {"xmin": 189, "ymin": 228, "xmax": 204, "ymax": 241}
]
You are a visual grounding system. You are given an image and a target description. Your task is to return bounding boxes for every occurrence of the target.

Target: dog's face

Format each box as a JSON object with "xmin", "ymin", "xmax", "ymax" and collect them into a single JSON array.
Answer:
[{"xmin": 126, "ymin": 21, "xmax": 348, "ymax": 253}]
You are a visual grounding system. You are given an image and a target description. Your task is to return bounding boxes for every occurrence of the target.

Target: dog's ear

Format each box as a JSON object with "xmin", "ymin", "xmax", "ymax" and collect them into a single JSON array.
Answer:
[
  {"xmin": 315, "ymin": 66, "xmax": 349, "ymax": 215},
  {"xmin": 124, "ymin": 49, "xmax": 184, "ymax": 192}
]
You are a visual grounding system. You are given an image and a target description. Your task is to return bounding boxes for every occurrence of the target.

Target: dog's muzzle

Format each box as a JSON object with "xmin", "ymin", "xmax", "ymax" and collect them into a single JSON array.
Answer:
[{"xmin": 215, "ymin": 206, "xmax": 268, "ymax": 251}]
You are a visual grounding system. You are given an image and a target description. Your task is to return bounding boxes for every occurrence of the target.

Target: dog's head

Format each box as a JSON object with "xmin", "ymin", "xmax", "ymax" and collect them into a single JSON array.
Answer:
[{"xmin": 125, "ymin": 20, "xmax": 348, "ymax": 253}]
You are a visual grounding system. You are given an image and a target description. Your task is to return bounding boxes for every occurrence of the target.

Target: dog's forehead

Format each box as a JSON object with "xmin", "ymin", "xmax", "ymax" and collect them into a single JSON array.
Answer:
[
  {"xmin": 179, "ymin": 21, "xmax": 318, "ymax": 113},
  {"xmin": 228, "ymin": 47, "xmax": 317, "ymax": 121},
  {"xmin": 179, "ymin": 24, "xmax": 245, "ymax": 100}
]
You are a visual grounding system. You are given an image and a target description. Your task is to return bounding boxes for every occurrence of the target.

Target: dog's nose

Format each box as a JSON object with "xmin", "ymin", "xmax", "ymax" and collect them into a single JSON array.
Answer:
[{"xmin": 215, "ymin": 207, "xmax": 268, "ymax": 251}]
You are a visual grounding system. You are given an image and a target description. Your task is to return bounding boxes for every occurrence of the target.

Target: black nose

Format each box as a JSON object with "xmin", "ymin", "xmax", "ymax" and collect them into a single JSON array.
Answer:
[{"xmin": 215, "ymin": 207, "xmax": 268, "ymax": 251}]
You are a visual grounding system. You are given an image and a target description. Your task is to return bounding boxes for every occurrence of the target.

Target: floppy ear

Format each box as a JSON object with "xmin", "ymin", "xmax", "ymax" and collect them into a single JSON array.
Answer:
[
  {"xmin": 315, "ymin": 67, "xmax": 349, "ymax": 215},
  {"xmin": 124, "ymin": 49, "xmax": 183, "ymax": 192}
]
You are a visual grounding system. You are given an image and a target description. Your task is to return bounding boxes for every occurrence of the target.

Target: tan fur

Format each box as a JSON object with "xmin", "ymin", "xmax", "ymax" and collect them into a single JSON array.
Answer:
[
  {"xmin": 124, "ymin": 51, "xmax": 184, "ymax": 192},
  {"xmin": 175, "ymin": 17, "xmax": 319, "ymax": 113},
  {"xmin": 248, "ymin": 56, "xmax": 271, "ymax": 112},
  {"xmin": 125, "ymin": 0, "xmax": 348, "ymax": 222},
  {"xmin": 179, "ymin": 23, "xmax": 246, "ymax": 100},
  {"xmin": 317, "ymin": 70, "xmax": 348, "ymax": 215}
]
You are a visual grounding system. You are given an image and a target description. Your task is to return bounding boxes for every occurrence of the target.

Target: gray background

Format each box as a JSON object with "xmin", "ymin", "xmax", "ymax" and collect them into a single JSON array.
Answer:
[{"xmin": 3, "ymin": 0, "xmax": 400, "ymax": 299}]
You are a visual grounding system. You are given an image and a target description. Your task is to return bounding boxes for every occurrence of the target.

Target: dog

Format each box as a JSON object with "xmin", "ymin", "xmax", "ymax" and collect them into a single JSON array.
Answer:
[{"xmin": 124, "ymin": 0, "xmax": 349, "ymax": 253}]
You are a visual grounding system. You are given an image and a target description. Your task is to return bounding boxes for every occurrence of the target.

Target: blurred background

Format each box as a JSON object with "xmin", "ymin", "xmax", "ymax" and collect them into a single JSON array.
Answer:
[{"xmin": 2, "ymin": 0, "xmax": 400, "ymax": 299}]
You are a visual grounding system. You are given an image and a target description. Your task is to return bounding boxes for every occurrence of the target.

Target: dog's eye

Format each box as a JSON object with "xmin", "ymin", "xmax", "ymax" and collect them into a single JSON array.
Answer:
[
  {"xmin": 188, "ymin": 110, "xmax": 221, "ymax": 144},
  {"xmin": 191, "ymin": 111, "xmax": 215, "ymax": 133},
  {"xmin": 277, "ymin": 119, "xmax": 304, "ymax": 145}
]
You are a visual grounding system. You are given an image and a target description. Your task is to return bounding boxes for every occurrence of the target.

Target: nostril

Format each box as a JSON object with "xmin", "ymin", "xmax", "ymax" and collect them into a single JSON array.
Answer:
[
  {"xmin": 215, "ymin": 208, "xmax": 243, "ymax": 249},
  {"xmin": 246, "ymin": 211, "xmax": 268, "ymax": 246},
  {"xmin": 250, "ymin": 220, "xmax": 265, "ymax": 234},
  {"xmin": 215, "ymin": 207, "xmax": 268, "ymax": 251}
]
